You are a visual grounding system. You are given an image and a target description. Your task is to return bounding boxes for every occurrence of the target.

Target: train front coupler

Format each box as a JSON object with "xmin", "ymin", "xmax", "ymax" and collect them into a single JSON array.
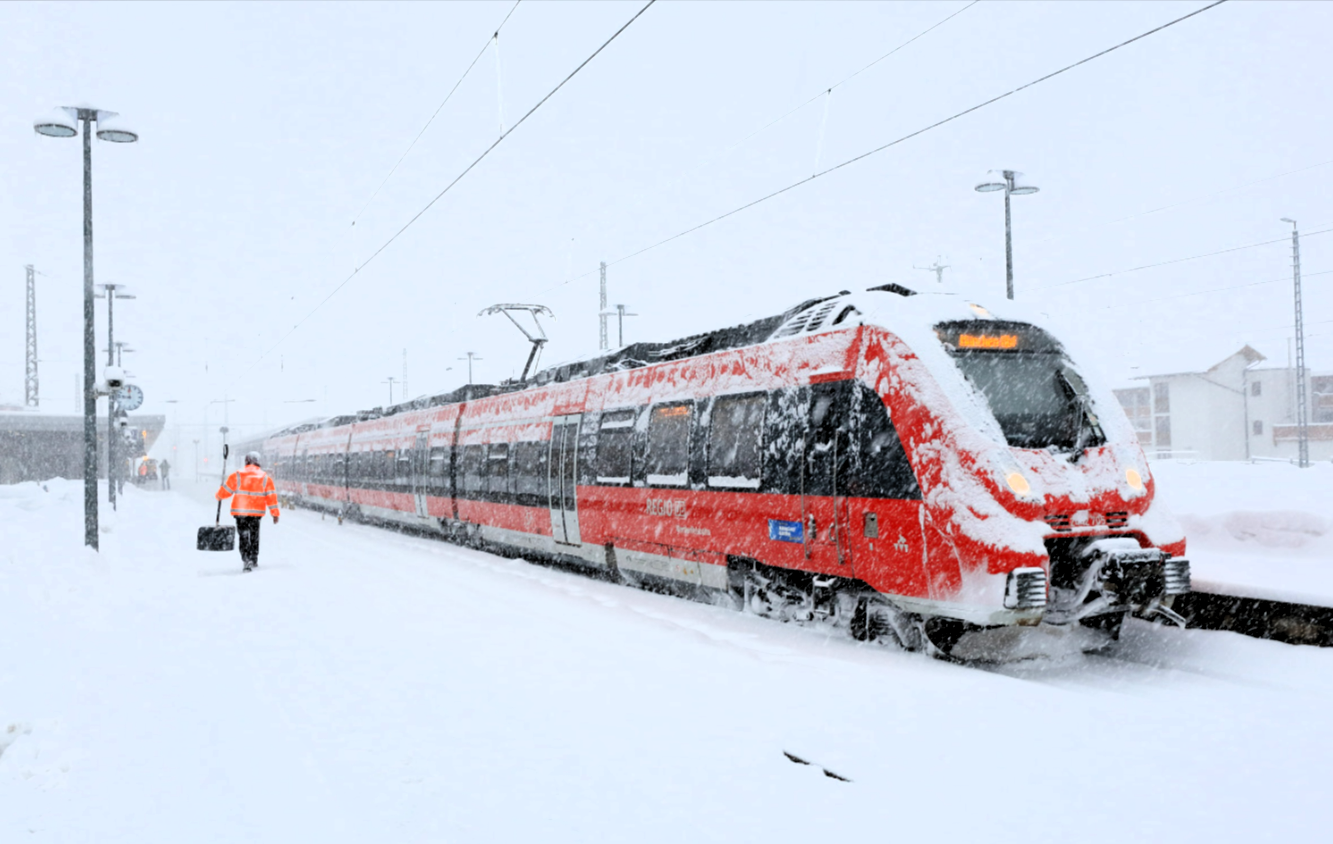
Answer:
[{"xmin": 1045, "ymin": 537, "xmax": 1191, "ymax": 629}]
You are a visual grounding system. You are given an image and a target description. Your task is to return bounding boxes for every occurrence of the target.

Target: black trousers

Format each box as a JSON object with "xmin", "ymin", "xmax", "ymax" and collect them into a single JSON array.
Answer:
[{"xmin": 236, "ymin": 516, "xmax": 262, "ymax": 566}]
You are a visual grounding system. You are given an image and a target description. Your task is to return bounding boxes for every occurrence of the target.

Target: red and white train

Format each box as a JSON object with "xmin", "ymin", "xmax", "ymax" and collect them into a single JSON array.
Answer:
[{"xmin": 246, "ymin": 285, "xmax": 1190, "ymax": 658}]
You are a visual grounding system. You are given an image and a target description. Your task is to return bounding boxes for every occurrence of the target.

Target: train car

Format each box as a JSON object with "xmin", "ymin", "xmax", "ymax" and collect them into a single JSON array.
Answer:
[{"xmin": 246, "ymin": 285, "xmax": 1190, "ymax": 659}]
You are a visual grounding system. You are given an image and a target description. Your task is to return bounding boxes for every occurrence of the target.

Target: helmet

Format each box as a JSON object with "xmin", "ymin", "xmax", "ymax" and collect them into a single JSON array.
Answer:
[{"xmin": 244, "ymin": 451, "xmax": 262, "ymax": 466}]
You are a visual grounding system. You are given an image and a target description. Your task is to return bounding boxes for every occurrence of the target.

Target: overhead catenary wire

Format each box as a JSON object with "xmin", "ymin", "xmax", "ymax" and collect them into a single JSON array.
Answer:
[
  {"xmin": 1039, "ymin": 226, "xmax": 1333, "ymax": 290},
  {"xmin": 721, "ymin": 0, "xmax": 980, "ymax": 156},
  {"xmin": 351, "ymin": 0, "xmax": 522, "ymax": 227},
  {"xmin": 1096, "ymin": 269, "xmax": 1333, "ymax": 311},
  {"xmin": 231, "ymin": 0, "xmax": 656, "ymax": 389},
  {"xmin": 542, "ymin": 0, "xmax": 1228, "ymax": 296}
]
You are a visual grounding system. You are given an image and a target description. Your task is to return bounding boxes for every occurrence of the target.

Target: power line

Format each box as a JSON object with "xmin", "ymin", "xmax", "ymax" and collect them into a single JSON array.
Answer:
[
  {"xmin": 720, "ymin": 1, "xmax": 980, "ymax": 156},
  {"xmin": 1097, "ymin": 269, "xmax": 1333, "ymax": 311},
  {"xmin": 543, "ymin": 0, "xmax": 1229, "ymax": 296},
  {"xmin": 351, "ymin": 0, "xmax": 522, "ymax": 227},
  {"xmin": 1107, "ymin": 158, "xmax": 1333, "ymax": 226},
  {"xmin": 230, "ymin": 0, "xmax": 656, "ymax": 389},
  {"xmin": 1040, "ymin": 226, "xmax": 1333, "ymax": 290}
]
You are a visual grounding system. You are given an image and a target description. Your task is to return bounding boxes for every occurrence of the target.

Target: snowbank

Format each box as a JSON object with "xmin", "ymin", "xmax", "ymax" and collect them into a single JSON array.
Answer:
[{"xmin": 1151, "ymin": 460, "xmax": 1333, "ymax": 603}]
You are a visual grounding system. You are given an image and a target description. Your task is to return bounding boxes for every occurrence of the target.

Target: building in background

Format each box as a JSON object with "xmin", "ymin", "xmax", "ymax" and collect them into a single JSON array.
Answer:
[
  {"xmin": 0, "ymin": 411, "xmax": 165, "ymax": 484},
  {"xmin": 1113, "ymin": 347, "xmax": 1333, "ymax": 462}
]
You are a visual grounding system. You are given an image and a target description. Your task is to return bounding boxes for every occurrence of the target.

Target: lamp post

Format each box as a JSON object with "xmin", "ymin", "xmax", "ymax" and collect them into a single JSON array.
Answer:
[
  {"xmin": 975, "ymin": 170, "xmax": 1039, "ymax": 300},
  {"xmin": 35, "ymin": 106, "xmax": 138, "ymax": 548},
  {"xmin": 459, "ymin": 353, "xmax": 482, "ymax": 385},
  {"xmin": 96, "ymin": 283, "xmax": 134, "ymax": 508}
]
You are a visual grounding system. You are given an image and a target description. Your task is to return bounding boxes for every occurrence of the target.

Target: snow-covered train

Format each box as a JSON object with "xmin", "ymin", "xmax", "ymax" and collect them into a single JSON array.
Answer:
[{"xmin": 246, "ymin": 285, "xmax": 1190, "ymax": 659}]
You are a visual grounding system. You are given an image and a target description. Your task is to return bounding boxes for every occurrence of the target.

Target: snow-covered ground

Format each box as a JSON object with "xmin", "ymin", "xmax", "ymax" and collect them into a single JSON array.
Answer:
[
  {"xmin": 3, "ymin": 466, "xmax": 1332, "ymax": 842},
  {"xmin": 1152, "ymin": 459, "xmax": 1333, "ymax": 604}
]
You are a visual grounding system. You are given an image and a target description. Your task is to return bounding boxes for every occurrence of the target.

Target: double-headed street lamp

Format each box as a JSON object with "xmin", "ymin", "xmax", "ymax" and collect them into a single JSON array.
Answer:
[
  {"xmin": 34, "ymin": 106, "xmax": 138, "ymax": 549},
  {"xmin": 975, "ymin": 170, "xmax": 1040, "ymax": 300},
  {"xmin": 96, "ymin": 283, "xmax": 135, "ymax": 509}
]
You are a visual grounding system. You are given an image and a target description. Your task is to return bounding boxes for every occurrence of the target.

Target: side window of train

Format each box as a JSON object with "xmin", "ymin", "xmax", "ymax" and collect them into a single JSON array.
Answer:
[
  {"xmin": 429, "ymin": 447, "xmax": 448, "ymax": 490},
  {"xmin": 708, "ymin": 393, "xmax": 764, "ymax": 489},
  {"xmin": 396, "ymin": 449, "xmax": 411, "ymax": 486},
  {"xmin": 645, "ymin": 402, "xmax": 692, "ymax": 486},
  {"xmin": 487, "ymin": 443, "xmax": 510, "ymax": 499},
  {"xmin": 512, "ymin": 441, "xmax": 545, "ymax": 507},
  {"xmin": 596, "ymin": 410, "xmax": 635, "ymax": 485},
  {"xmin": 461, "ymin": 444, "xmax": 485, "ymax": 497},
  {"xmin": 761, "ymin": 387, "xmax": 807, "ymax": 495},
  {"xmin": 805, "ymin": 382, "xmax": 852, "ymax": 497},
  {"xmin": 841, "ymin": 383, "xmax": 921, "ymax": 500}
]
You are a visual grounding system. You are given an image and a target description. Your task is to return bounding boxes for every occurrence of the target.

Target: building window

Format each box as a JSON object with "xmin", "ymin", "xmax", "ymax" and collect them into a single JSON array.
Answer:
[
  {"xmin": 1251, "ymin": 381, "xmax": 1262, "ymax": 397},
  {"xmin": 1313, "ymin": 375, "xmax": 1333, "ymax": 424},
  {"xmin": 1154, "ymin": 415, "xmax": 1172, "ymax": 448},
  {"xmin": 1152, "ymin": 382, "xmax": 1170, "ymax": 413},
  {"xmin": 1253, "ymin": 420, "xmax": 1263, "ymax": 436},
  {"xmin": 1114, "ymin": 387, "xmax": 1152, "ymax": 447}
]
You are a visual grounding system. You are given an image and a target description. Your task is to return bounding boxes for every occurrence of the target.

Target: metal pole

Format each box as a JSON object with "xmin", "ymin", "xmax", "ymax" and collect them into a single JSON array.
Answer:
[
  {"xmin": 1003, "ymin": 170, "xmax": 1015, "ymax": 301},
  {"xmin": 1290, "ymin": 222, "xmax": 1309, "ymax": 468},
  {"xmin": 25, "ymin": 265, "xmax": 38, "ymax": 407},
  {"xmin": 107, "ymin": 289, "xmax": 116, "ymax": 508},
  {"xmin": 82, "ymin": 112, "xmax": 98, "ymax": 549},
  {"xmin": 599, "ymin": 261, "xmax": 609, "ymax": 350}
]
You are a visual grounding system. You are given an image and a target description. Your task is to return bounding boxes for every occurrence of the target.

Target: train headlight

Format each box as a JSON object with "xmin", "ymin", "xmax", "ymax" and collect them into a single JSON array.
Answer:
[
  {"xmin": 1126, "ymin": 467, "xmax": 1144, "ymax": 492},
  {"xmin": 1006, "ymin": 472, "xmax": 1031, "ymax": 496}
]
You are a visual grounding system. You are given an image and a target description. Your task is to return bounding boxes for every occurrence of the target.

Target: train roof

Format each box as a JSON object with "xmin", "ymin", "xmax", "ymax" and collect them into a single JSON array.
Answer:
[{"xmin": 264, "ymin": 283, "xmax": 927, "ymax": 440}]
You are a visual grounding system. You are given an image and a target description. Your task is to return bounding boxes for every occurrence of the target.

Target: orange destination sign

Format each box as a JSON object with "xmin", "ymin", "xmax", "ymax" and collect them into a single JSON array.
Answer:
[{"xmin": 958, "ymin": 333, "xmax": 1019, "ymax": 350}]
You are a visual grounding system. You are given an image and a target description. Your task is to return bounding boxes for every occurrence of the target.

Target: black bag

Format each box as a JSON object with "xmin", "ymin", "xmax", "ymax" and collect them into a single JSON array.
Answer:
[{"xmin": 198, "ymin": 443, "xmax": 235, "ymax": 551}]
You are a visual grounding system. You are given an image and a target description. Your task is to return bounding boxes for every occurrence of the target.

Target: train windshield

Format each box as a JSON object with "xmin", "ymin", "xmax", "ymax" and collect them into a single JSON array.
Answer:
[{"xmin": 936, "ymin": 321, "xmax": 1105, "ymax": 452}]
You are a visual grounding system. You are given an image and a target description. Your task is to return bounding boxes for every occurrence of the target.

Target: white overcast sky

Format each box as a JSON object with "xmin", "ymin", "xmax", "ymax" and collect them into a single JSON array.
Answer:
[{"xmin": 3, "ymin": 0, "xmax": 1332, "ymax": 452}]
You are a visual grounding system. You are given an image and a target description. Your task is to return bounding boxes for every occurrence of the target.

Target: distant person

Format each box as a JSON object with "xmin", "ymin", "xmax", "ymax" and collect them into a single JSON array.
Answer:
[
  {"xmin": 138, "ymin": 461, "xmax": 149, "ymax": 485},
  {"xmin": 215, "ymin": 451, "xmax": 280, "ymax": 572},
  {"xmin": 159, "ymin": 459, "xmax": 171, "ymax": 490}
]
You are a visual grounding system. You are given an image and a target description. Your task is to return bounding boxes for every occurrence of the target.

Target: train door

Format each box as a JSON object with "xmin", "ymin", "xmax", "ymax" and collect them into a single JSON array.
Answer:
[
  {"xmin": 548, "ymin": 414, "xmax": 582, "ymax": 545},
  {"xmin": 805, "ymin": 383, "xmax": 854, "ymax": 570},
  {"xmin": 411, "ymin": 432, "xmax": 430, "ymax": 517}
]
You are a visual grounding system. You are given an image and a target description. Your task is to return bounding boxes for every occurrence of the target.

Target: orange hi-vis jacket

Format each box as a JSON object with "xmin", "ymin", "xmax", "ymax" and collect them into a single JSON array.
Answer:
[{"xmin": 216, "ymin": 464, "xmax": 280, "ymax": 518}]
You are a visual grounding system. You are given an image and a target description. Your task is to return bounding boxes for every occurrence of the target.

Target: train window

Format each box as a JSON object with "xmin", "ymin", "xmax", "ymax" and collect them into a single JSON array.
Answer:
[
  {"xmin": 646, "ymin": 402, "xmax": 692, "ymax": 486},
  {"xmin": 487, "ymin": 443, "xmax": 510, "ymax": 497},
  {"xmin": 805, "ymin": 383, "xmax": 850, "ymax": 497},
  {"xmin": 396, "ymin": 450, "xmax": 411, "ymax": 484},
  {"xmin": 842, "ymin": 384, "xmax": 920, "ymax": 500},
  {"xmin": 513, "ymin": 442, "xmax": 545, "ymax": 505},
  {"xmin": 429, "ymin": 447, "xmax": 448, "ymax": 481},
  {"xmin": 708, "ymin": 394, "xmax": 764, "ymax": 488},
  {"xmin": 939, "ymin": 320, "xmax": 1105, "ymax": 452},
  {"xmin": 596, "ymin": 410, "xmax": 635, "ymax": 484},
  {"xmin": 461, "ymin": 444, "xmax": 485, "ymax": 496},
  {"xmin": 378, "ymin": 451, "xmax": 393, "ymax": 481}
]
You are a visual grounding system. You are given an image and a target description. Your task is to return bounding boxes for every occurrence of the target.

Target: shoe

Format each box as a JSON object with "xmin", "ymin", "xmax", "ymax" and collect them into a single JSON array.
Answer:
[{"xmin": 243, "ymin": 563, "xmax": 255, "ymax": 572}]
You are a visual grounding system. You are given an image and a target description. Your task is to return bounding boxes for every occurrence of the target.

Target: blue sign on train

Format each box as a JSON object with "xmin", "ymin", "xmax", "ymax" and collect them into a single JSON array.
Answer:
[{"xmin": 768, "ymin": 518, "xmax": 804, "ymax": 543}]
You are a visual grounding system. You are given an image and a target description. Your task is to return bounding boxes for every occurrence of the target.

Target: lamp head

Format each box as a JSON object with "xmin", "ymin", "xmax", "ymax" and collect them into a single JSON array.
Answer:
[
  {"xmin": 95, "ymin": 114, "xmax": 138, "ymax": 144},
  {"xmin": 975, "ymin": 182, "xmax": 1006, "ymax": 193},
  {"xmin": 33, "ymin": 108, "xmax": 78, "ymax": 138}
]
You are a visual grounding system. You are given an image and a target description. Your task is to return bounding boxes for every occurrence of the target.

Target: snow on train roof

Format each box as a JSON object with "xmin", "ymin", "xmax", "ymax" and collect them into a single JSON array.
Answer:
[{"xmin": 261, "ymin": 283, "xmax": 1132, "ymax": 448}]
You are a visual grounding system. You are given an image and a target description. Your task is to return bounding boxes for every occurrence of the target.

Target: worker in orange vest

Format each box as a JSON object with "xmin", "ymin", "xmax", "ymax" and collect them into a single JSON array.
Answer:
[{"xmin": 215, "ymin": 451, "xmax": 280, "ymax": 572}]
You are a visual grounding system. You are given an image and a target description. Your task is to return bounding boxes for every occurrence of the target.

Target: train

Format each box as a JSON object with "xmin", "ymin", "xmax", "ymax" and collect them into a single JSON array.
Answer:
[{"xmin": 243, "ymin": 284, "xmax": 1190, "ymax": 660}]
